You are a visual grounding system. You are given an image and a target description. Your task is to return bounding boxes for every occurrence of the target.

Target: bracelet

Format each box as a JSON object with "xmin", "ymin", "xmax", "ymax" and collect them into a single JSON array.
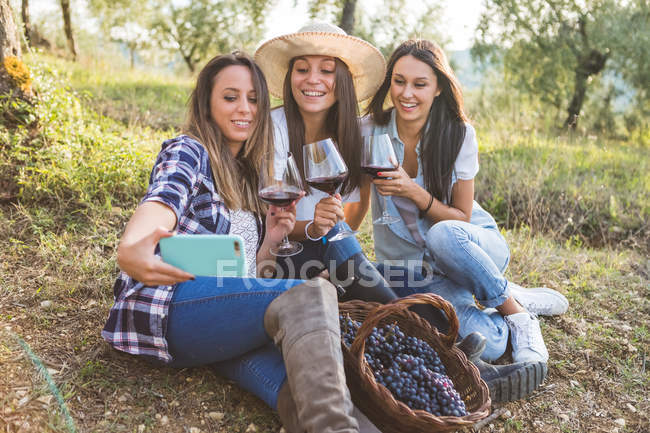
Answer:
[
  {"xmin": 304, "ymin": 220, "xmax": 324, "ymax": 241},
  {"xmin": 419, "ymin": 193, "xmax": 434, "ymax": 219}
]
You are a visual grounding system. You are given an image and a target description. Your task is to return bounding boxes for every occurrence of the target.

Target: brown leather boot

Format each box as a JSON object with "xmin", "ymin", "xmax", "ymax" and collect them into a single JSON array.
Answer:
[{"xmin": 265, "ymin": 278, "xmax": 359, "ymax": 433}]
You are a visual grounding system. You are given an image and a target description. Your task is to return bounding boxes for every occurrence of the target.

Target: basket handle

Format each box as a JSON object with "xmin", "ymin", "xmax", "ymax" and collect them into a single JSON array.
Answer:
[{"xmin": 348, "ymin": 293, "xmax": 460, "ymax": 364}]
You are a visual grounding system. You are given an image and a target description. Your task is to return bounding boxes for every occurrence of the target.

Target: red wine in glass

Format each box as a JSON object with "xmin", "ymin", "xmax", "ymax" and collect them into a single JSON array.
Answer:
[
  {"xmin": 258, "ymin": 153, "xmax": 304, "ymax": 257},
  {"xmin": 361, "ymin": 165, "xmax": 397, "ymax": 179},
  {"xmin": 362, "ymin": 135, "xmax": 400, "ymax": 225},
  {"xmin": 305, "ymin": 174, "xmax": 347, "ymax": 195},
  {"xmin": 303, "ymin": 139, "xmax": 357, "ymax": 242},
  {"xmin": 259, "ymin": 188, "xmax": 302, "ymax": 207}
]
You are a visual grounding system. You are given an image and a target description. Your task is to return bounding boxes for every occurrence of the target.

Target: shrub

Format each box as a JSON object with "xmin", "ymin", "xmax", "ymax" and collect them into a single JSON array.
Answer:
[
  {"xmin": 0, "ymin": 57, "xmax": 168, "ymax": 235},
  {"xmin": 3, "ymin": 56, "xmax": 33, "ymax": 93}
]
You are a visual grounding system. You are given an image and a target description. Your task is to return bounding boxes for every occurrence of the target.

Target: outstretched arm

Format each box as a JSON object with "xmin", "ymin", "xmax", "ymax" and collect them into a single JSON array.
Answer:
[{"xmin": 117, "ymin": 201, "xmax": 194, "ymax": 286}]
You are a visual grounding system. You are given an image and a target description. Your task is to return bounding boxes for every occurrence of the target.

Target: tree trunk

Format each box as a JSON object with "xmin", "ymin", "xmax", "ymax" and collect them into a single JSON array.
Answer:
[
  {"xmin": 339, "ymin": 0, "xmax": 357, "ymax": 34},
  {"xmin": 0, "ymin": 0, "xmax": 36, "ymax": 160},
  {"xmin": 563, "ymin": 49, "xmax": 608, "ymax": 129},
  {"xmin": 21, "ymin": 0, "xmax": 31, "ymax": 43},
  {"xmin": 564, "ymin": 71, "xmax": 588, "ymax": 129},
  {"xmin": 1, "ymin": 0, "xmax": 21, "ymax": 62},
  {"xmin": 178, "ymin": 45, "xmax": 196, "ymax": 72},
  {"xmin": 1, "ymin": 0, "xmax": 33, "ymax": 103},
  {"xmin": 182, "ymin": 54, "xmax": 195, "ymax": 73},
  {"xmin": 59, "ymin": 0, "xmax": 77, "ymax": 61}
]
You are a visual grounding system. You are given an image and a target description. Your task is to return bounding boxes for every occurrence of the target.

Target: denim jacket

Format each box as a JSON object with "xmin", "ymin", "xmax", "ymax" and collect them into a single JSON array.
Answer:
[{"xmin": 366, "ymin": 110, "xmax": 486, "ymax": 269}]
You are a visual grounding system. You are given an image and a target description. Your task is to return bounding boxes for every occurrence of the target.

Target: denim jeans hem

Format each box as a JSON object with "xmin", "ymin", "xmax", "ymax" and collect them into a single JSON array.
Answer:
[{"xmin": 474, "ymin": 287, "xmax": 510, "ymax": 309}]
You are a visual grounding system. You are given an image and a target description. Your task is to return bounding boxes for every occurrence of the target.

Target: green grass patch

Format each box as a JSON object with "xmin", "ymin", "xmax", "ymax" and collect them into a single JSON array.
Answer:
[
  {"xmin": 476, "ymin": 130, "xmax": 649, "ymax": 251},
  {"xmin": 29, "ymin": 54, "xmax": 193, "ymax": 130},
  {"xmin": 1, "ymin": 58, "xmax": 169, "ymax": 240}
]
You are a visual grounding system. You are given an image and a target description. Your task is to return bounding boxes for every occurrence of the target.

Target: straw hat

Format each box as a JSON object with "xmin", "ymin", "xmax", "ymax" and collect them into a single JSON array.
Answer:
[{"xmin": 254, "ymin": 21, "xmax": 386, "ymax": 101}]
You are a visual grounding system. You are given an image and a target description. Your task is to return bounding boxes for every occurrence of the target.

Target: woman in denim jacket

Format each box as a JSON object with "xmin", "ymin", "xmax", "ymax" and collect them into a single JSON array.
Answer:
[{"xmin": 361, "ymin": 40, "xmax": 569, "ymax": 365}]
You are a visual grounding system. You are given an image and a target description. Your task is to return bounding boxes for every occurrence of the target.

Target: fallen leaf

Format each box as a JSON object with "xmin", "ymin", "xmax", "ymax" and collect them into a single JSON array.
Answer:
[{"xmin": 36, "ymin": 395, "xmax": 53, "ymax": 405}]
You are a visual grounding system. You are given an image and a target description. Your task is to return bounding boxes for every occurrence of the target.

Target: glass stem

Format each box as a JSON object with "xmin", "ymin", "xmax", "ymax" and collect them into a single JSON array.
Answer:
[
  {"xmin": 382, "ymin": 194, "xmax": 391, "ymax": 218},
  {"xmin": 279, "ymin": 206, "xmax": 290, "ymax": 247}
]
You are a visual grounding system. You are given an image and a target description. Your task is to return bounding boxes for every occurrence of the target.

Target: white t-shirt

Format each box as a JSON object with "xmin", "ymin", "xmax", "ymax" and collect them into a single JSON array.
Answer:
[
  {"xmin": 452, "ymin": 123, "xmax": 479, "ymax": 181},
  {"xmin": 271, "ymin": 108, "xmax": 360, "ymax": 221},
  {"xmin": 228, "ymin": 209, "xmax": 258, "ymax": 277}
]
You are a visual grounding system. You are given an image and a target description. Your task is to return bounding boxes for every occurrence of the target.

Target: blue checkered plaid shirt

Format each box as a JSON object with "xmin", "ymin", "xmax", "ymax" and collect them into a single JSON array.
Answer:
[{"xmin": 101, "ymin": 135, "xmax": 263, "ymax": 362}]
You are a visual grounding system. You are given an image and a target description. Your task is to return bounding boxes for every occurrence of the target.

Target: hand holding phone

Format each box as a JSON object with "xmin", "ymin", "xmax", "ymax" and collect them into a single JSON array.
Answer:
[
  {"xmin": 159, "ymin": 234, "xmax": 247, "ymax": 277},
  {"xmin": 117, "ymin": 227, "xmax": 195, "ymax": 286}
]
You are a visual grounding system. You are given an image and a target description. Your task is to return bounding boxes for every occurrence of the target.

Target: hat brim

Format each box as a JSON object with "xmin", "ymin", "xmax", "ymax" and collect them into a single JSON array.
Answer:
[{"xmin": 254, "ymin": 32, "xmax": 386, "ymax": 101}]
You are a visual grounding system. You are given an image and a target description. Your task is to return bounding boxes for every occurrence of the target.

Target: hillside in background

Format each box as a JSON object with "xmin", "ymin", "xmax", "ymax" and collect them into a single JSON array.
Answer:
[
  {"xmin": 450, "ymin": 49, "xmax": 635, "ymax": 113},
  {"xmin": 451, "ymin": 49, "xmax": 483, "ymax": 90}
]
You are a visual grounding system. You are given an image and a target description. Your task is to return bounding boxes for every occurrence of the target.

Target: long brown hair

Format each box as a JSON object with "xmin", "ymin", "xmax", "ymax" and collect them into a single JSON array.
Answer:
[
  {"xmin": 282, "ymin": 57, "xmax": 362, "ymax": 196},
  {"xmin": 184, "ymin": 52, "xmax": 273, "ymax": 214},
  {"xmin": 367, "ymin": 40, "xmax": 468, "ymax": 204}
]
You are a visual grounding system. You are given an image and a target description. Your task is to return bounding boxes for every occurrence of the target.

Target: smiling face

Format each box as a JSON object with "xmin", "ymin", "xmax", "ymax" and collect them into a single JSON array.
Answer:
[
  {"xmin": 290, "ymin": 55, "xmax": 338, "ymax": 116},
  {"xmin": 389, "ymin": 54, "xmax": 441, "ymax": 126},
  {"xmin": 210, "ymin": 65, "xmax": 258, "ymax": 152}
]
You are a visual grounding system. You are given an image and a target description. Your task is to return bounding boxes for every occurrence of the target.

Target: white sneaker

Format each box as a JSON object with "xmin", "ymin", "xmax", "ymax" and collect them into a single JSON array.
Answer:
[
  {"xmin": 508, "ymin": 282, "xmax": 569, "ymax": 316},
  {"xmin": 505, "ymin": 312, "xmax": 549, "ymax": 363}
]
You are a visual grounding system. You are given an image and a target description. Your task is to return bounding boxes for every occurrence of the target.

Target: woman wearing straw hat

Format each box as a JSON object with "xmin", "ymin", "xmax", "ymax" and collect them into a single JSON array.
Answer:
[{"xmin": 254, "ymin": 21, "xmax": 406, "ymax": 307}]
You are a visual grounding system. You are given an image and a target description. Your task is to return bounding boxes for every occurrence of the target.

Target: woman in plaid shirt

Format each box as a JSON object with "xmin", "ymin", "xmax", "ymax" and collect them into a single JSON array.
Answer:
[{"xmin": 102, "ymin": 52, "xmax": 362, "ymax": 432}]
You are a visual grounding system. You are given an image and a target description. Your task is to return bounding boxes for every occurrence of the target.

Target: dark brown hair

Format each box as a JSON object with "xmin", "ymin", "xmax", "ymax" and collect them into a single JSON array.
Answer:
[
  {"xmin": 367, "ymin": 39, "xmax": 468, "ymax": 204},
  {"xmin": 282, "ymin": 57, "xmax": 362, "ymax": 196},
  {"xmin": 184, "ymin": 52, "xmax": 273, "ymax": 214}
]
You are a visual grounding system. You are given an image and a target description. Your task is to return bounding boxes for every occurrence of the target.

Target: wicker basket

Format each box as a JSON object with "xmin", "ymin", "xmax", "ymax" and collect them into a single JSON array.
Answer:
[{"xmin": 339, "ymin": 293, "xmax": 491, "ymax": 433}]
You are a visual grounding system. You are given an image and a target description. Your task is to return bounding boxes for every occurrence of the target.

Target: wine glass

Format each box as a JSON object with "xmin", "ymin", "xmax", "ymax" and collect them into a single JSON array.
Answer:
[
  {"xmin": 361, "ymin": 134, "xmax": 400, "ymax": 225},
  {"xmin": 303, "ymin": 138, "xmax": 357, "ymax": 242},
  {"xmin": 258, "ymin": 152, "xmax": 304, "ymax": 256}
]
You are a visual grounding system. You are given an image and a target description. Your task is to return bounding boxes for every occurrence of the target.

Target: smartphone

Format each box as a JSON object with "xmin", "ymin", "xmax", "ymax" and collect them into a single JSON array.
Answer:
[{"xmin": 159, "ymin": 234, "xmax": 247, "ymax": 277}]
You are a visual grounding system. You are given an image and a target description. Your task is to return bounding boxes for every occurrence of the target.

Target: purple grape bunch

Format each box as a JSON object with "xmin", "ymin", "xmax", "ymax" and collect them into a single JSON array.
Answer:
[{"xmin": 339, "ymin": 314, "xmax": 468, "ymax": 417}]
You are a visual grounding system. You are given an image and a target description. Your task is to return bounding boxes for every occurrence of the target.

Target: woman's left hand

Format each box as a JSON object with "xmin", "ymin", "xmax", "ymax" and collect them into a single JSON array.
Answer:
[
  {"xmin": 372, "ymin": 166, "xmax": 419, "ymax": 199},
  {"xmin": 265, "ymin": 196, "xmax": 301, "ymax": 245}
]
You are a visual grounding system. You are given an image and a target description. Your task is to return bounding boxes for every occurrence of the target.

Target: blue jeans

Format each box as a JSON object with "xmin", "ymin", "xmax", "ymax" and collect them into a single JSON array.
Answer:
[
  {"xmin": 164, "ymin": 276, "xmax": 305, "ymax": 409},
  {"xmin": 376, "ymin": 262, "xmax": 509, "ymax": 362},
  {"xmin": 277, "ymin": 222, "xmax": 363, "ymax": 279},
  {"xmin": 418, "ymin": 206, "xmax": 510, "ymax": 361}
]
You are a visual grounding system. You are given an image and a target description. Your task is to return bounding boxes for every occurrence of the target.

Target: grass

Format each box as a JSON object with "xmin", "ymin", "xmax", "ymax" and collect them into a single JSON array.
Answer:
[
  {"xmin": 0, "ymin": 54, "xmax": 648, "ymax": 432},
  {"xmin": 475, "ymin": 128, "xmax": 649, "ymax": 252},
  {"xmin": 30, "ymin": 54, "xmax": 194, "ymax": 130}
]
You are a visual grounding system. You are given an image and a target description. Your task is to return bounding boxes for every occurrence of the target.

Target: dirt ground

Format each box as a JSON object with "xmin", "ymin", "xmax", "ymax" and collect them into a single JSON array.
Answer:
[{"xmin": 1, "ymin": 214, "xmax": 648, "ymax": 433}]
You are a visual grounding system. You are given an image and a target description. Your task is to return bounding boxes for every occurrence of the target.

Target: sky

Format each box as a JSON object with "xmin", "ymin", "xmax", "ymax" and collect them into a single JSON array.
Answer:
[
  {"xmin": 265, "ymin": 0, "xmax": 484, "ymax": 50},
  {"xmin": 28, "ymin": 0, "xmax": 485, "ymax": 51}
]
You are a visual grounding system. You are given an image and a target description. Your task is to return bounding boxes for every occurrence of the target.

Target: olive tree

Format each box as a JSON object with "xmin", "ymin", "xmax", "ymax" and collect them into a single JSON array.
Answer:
[{"xmin": 473, "ymin": 0, "xmax": 648, "ymax": 129}]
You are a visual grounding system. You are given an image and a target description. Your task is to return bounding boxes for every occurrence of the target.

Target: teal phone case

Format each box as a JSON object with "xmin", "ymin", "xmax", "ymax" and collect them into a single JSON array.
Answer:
[{"xmin": 159, "ymin": 234, "xmax": 247, "ymax": 277}]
